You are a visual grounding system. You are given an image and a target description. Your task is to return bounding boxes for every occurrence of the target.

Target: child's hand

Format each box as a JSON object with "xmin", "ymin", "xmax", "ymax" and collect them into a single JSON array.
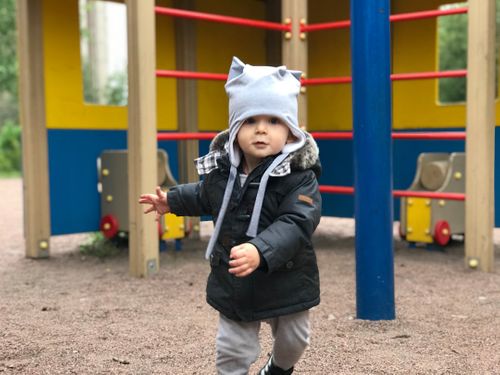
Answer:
[
  {"xmin": 138, "ymin": 186, "xmax": 170, "ymax": 222},
  {"xmin": 228, "ymin": 243, "xmax": 261, "ymax": 277}
]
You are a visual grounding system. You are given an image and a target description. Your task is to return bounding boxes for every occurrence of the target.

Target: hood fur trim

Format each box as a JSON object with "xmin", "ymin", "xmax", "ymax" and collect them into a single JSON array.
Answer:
[{"xmin": 209, "ymin": 129, "xmax": 319, "ymax": 171}]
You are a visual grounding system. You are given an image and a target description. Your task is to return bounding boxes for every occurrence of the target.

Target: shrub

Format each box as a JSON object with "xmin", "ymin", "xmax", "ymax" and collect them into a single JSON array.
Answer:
[{"xmin": 0, "ymin": 121, "xmax": 21, "ymax": 173}]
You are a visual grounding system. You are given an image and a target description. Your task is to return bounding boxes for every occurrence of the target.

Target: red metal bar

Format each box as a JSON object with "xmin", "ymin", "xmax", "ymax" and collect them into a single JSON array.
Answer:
[
  {"xmin": 310, "ymin": 132, "xmax": 353, "ymax": 140},
  {"xmin": 392, "ymin": 190, "xmax": 465, "ymax": 200},
  {"xmin": 390, "ymin": 7, "xmax": 468, "ymax": 23},
  {"xmin": 302, "ymin": 76, "xmax": 352, "ymax": 86},
  {"xmin": 156, "ymin": 70, "xmax": 228, "ymax": 81},
  {"xmin": 301, "ymin": 7, "xmax": 468, "ymax": 32},
  {"xmin": 392, "ymin": 132, "xmax": 465, "ymax": 140},
  {"xmin": 319, "ymin": 185, "xmax": 354, "ymax": 195},
  {"xmin": 157, "ymin": 132, "xmax": 217, "ymax": 141},
  {"xmin": 157, "ymin": 131, "xmax": 465, "ymax": 141},
  {"xmin": 155, "ymin": 6, "xmax": 290, "ymax": 31},
  {"xmin": 391, "ymin": 70, "xmax": 467, "ymax": 81},
  {"xmin": 320, "ymin": 185, "xmax": 465, "ymax": 201},
  {"xmin": 302, "ymin": 70, "xmax": 467, "ymax": 86}
]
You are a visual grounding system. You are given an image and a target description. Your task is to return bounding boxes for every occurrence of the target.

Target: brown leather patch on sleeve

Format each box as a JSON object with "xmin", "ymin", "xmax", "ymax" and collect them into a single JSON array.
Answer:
[{"xmin": 298, "ymin": 194, "xmax": 314, "ymax": 206}]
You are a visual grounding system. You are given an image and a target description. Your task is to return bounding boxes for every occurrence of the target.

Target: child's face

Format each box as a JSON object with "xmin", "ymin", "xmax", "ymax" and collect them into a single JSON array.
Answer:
[{"xmin": 237, "ymin": 115, "xmax": 291, "ymax": 166}]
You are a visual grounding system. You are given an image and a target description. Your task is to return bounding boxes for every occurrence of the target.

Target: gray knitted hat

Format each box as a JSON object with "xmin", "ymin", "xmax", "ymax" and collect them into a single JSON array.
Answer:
[{"xmin": 205, "ymin": 57, "xmax": 306, "ymax": 259}]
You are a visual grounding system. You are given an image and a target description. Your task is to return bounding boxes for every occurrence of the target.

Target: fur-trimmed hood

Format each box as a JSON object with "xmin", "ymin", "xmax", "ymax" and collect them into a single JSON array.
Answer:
[{"xmin": 208, "ymin": 129, "xmax": 321, "ymax": 178}]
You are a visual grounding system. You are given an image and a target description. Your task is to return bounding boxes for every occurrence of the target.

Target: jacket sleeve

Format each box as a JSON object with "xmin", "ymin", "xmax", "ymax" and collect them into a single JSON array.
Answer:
[
  {"xmin": 248, "ymin": 170, "xmax": 322, "ymax": 273},
  {"xmin": 167, "ymin": 180, "xmax": 212, "ymax": 217}
]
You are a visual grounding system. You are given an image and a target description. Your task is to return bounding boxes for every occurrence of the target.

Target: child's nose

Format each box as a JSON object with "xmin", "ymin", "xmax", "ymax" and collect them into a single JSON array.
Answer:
[{"xmin": 255, "ymin": 120, "xmax": 268, "ymax": 132}]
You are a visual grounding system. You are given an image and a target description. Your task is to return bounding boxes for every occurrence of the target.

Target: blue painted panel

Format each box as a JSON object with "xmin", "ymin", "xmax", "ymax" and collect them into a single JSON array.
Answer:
[
  {"xmin": 48, "ymin": 129, "xmax": 499, "ymax": 234},
  {"xmin": 317, "ymin": 139, "xmax": 354, "ymax": 218},
  {"xmin": 49, "ymin": 130, "xmax": 180, "ymax": 235},
  {"xmin": 49, "ymin": 130, "xmax": 126, "ymax": 234}
]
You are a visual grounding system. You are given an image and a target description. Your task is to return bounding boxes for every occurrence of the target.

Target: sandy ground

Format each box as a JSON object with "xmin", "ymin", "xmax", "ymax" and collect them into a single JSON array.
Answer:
[{"xmin": 0, "ymin": 178, "xmax": 499, "ymax": 374}]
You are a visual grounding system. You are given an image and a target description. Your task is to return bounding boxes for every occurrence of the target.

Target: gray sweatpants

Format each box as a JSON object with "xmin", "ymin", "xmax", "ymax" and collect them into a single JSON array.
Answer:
[{"xmin": 215, "ymin": 310, "xmax": 310, "ymax": 375}]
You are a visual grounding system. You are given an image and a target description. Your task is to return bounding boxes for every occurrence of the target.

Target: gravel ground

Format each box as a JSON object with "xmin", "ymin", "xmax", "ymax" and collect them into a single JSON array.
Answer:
[{"xmin": 1, "ymin": 178, "xmax": 499, "ymax": 374}]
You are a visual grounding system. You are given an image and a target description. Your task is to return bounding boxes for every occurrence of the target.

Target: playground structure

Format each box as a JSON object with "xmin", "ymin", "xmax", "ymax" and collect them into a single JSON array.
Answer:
[
  {"xmin": 98, "ymin": 149, "xmax": 188, "ymax": 249},
  {"xmin": 16, "ymin": 1, "xmax": 496, "ymax": 320},
  {"xmin": 400, "ymin": 152, "xmax": 465, "ymax": 246}
]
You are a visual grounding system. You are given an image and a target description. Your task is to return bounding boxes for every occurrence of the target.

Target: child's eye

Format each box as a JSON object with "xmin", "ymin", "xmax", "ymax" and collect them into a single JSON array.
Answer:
[
  {"xmin": 244, "ymin": 117, "xmax": 256, "ymax": 124},
  {"xmin": 269, "ymin": 117, "xmax": 280, "ymax": 124}
]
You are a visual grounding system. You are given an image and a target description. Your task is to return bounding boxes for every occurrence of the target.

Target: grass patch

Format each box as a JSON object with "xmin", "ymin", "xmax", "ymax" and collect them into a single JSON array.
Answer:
[{"xmin": 80, "ymin": 232, "xmax": 126, "ymax": 258}]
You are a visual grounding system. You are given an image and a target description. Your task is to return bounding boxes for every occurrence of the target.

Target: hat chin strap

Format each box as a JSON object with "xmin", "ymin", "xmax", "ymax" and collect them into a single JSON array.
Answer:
[
  {"xmin": 205, "ymin": 165, "xmax": 238, "ymax": 259},
  {"xmin": 246, "ymin": 152, "xmax": 289, "ymax": 238}
]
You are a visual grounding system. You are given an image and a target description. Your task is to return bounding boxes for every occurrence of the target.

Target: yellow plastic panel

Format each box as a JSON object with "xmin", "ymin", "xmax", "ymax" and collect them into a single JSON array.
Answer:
[
  {"xmin": 162, "ymin": 213, "xmax": 185, "ymax": 240},
  {"xmin": 196, "ymin": 0, "xmax": 267, "ymax": 131},
  {"xmin": 42, "ymin": 0, "xmax": 177, "ymax": 130},
  {"xmin": 406, "ymin": 197, "xmax": 433, "ymax": 243}
]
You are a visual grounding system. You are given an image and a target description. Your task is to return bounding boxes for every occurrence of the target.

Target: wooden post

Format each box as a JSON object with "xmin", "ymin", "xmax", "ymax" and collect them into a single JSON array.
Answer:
[
  {"xmin": 282, "ymin": 0, "xmax": 308, "ymax": 128},
  {"xmin": 126, "ymin": 0, "xmax": 159, "ymax": 277},
  {"xmin": 173, "ymin": 0, "xmax": 200, "ymax": 239},
  {"xmin": 17, "ymin": 0, "xmax": 51, "ymax": 258},
  {"xmin": 465, "ymin": 0, "xmax": 496, "ymax": 272}
]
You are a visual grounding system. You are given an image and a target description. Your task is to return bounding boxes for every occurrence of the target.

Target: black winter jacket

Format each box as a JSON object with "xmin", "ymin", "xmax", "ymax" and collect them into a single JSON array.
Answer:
[{"xmin": 167, "ymin": 130, "xmax": 322, "ymax": 322}]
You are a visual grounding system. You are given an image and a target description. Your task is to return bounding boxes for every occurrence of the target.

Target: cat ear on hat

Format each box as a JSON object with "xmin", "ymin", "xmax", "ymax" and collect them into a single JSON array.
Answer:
[
  {"xmin": 227, "ymin": 56, "xmax": 246, "ymax": 82},
  {"xmin": 290, "ymin": 70, "xmax": 302, "ymax": 82}
]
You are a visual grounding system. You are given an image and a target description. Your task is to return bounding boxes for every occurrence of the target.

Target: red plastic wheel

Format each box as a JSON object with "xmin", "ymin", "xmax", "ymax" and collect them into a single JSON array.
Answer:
[
  {"xmin": 434, "ymin": 220, "xmax": 451, "ymax": 246},
  {"xmin": 100, "ymin": 214, "xmax": 119, "ymax": 239}
]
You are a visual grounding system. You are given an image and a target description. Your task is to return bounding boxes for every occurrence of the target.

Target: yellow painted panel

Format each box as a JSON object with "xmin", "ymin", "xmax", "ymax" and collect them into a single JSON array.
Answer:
[
  {"xmin": 196, "ymin": 1, "xmax": 267, "ymax": 131},
  {"xmin": 308, "ymin": 2, "xmax": 351, "ymax": 131},
  {"xmin": 406, "ymin": 197, "xmax": 433, "ymax": 243},
  {"xmin": 41, "ymin": 0, "xmax": 500, "ymax": 131},
  {"xmin": 42, "ymin": 0, "xmax": 177, "ymax": 130},
  {"xmin": 162, "ymin": 213, "xmax": 185, "ymax": 239},
  {"xmin": 308, "ymin": 0, "xmax": 500, "ymax": 130}
]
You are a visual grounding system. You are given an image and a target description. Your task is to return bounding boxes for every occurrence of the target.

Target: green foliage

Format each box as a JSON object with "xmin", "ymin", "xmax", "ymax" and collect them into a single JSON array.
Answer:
[
  {"xmin": 438, "ymin": 1, "xmax": 500, "ymax": 104},
  {"xmin": 103, "ymin": 71, "xmax": 128, "ymax": 106},
  {"xmin": 79, "ymin": 232, "xmax": 124, "ymax": 258},
  {"xmin": 0, "ymin": 0, "xmax": 19, "ymax": 124},
  {"xmin": 0, "ymin": 121, "xmax": 21, "ymax": 173}
]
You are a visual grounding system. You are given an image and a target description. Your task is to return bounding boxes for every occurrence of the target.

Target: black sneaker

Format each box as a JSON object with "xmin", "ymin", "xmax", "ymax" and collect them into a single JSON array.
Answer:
[{"xmin": 258, "ymin": 356, "xmax": 293, "ymax": 375}]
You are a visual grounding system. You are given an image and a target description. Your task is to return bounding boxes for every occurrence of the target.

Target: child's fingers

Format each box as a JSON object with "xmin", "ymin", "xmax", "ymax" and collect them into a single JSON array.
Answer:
[
  {"xmin": 138, "ymin": 194, "xmax": 154, "ymax": 203},
  {"xmin": 156, "ymin": 186, "xmax": 164, "ymax": 198},
  {"xmin": 143, "ymin": 206, "xmax": 156, "ymax": 214},
  {"xmin": 229, "ymin": 245, "xmax": 247, "ymax": 260}
]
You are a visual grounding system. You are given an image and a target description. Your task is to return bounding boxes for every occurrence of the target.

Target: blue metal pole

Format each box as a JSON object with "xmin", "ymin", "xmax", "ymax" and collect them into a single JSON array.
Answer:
[{"xmin": 350, "ymin": 0, "xmax": 395, "ymax": 320}]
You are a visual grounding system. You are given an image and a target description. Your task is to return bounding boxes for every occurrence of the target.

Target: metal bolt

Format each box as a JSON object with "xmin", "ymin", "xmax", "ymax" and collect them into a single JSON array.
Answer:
[
  {"xmin": 426, "ymin": 199, "xmax": 431, "ymax": 206},
  {"xmin": 193, "ymin": 225, "xmax": 200, "ymax": 232},
  {"xmin": 284, "ymin": 17, "xmax": 291, "ymax": 24},
  {"xmin": 300, "ymin": 32, "xmax": 307, "ymax": 40},
  {"xmin": 439, "ymin": 200, "xmax": 446, "ymax": 207},
  {"xmin": 284, "ymin": 31, "xmax": 292, "ymax": 40},
  {"xmin": 468, "ymin": 258, "xmax": 479, "ymax": 269},
  {"xmin": 442, "ymin": 228, "xmax": 449, "ymax": 236},
  {"xmin": 454, "ymin": 172, "xmax": 462, "ymax": 180},
  {"xmin": 300, "ymin": 87, "xmax": 307, "ymax": 94},
  {"xmin": 39, "ymin": 240, "xmax": 49, "ymax": 250},
  {"xmin": 300, "ymin": 18, "xmax": 307, "ymax": 25},
  {"xmin": 103, "ymin": 223, "xmax": 111, "ymax": 230},
  {"xmin": 425, "ymin": 228, "xmax": 430, "ymax": 235},
  {"xmin": 102, "ymin": 168, "xmax": 109, "ymax": 176},
  {"xmin": 407, "ymin": 227, "xmax": 413, "ymax": 233},
  {"xmin": 408, "ymin": 199, "xmax": 413, "ymax": 206},
  {"xmin": 106, "ymin": 195, "xmax": 113, "ymax": 202}
]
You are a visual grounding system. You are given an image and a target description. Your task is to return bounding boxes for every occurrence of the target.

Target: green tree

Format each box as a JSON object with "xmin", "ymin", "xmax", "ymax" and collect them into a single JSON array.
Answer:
[
  {"xmin": 0, "ymin": 121, "xmax": 21, "ymax": 172},
  {"xmin": 0, "ymin": 0, "xmax": 18, "ymax": 125},
  {"xmin": 438, "ymin": 1, "xmax": 500, "ymax": 103}
]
